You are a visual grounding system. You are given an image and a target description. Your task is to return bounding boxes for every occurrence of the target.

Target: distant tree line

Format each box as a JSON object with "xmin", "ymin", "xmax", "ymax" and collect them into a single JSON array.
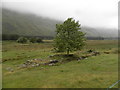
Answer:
[
  {"xmin": 86, "ymin": 37, "xmax": 118, "ymax": 40},
  {"xmin": 2, "ymin": 34, "xmax": 54, "ymax": 41},
  {"xmin": 86, "ymin": 37, "xmax": 104, "ymax": 40},
  {"xmin": 2, "ymin": 34, "xmax": 118, "ymax": 41},
  {"xmin": 2, "ymin": 34, "xmax": 19, "ymax": 40}
]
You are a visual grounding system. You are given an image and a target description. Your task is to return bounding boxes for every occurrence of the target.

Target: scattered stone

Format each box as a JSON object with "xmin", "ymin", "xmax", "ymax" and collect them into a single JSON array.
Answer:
[
  {"xmin": 34, "ymin": 59, "xmax": 37, "ymax": 61},
  {"xmin": 49, "ymin": 64, "xmax": 53, "ymax": 66},
  {"xmin": 49, "ymin": 60, "xmax": 58, "ymax": 64},
  {"xmin": 36, "ymin": 64, "xmax": 40, "ymax": 66},
  {"xmin": 48, "ymin": 63, "xmax": 56, "ymax": 66},
  {"xmin": 92, "ymin": 51, "xmax": 100, "ymax": 56},
  {"xmin": 31, "ymin": 64, "xmax": 35, "ymax": 67},
  {"xmin": 6, "ymin": 67, "xmax": 14, "ymax": 72},
  {"xmin": 77, "ymin": 51, "xmax": 100, "ymax": 61},
  {"xmin": 19, "ymin": 64, "xmax": 27, "ymax": 68}
]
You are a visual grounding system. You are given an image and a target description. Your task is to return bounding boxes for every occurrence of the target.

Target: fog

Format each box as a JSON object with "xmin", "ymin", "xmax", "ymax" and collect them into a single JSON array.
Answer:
[{"xmin": 2, "ymin": 0, "xmax": 119, "ymax": 29}]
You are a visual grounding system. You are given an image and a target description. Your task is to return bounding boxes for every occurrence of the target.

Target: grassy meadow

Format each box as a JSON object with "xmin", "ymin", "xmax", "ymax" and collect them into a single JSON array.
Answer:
[{"xmin": 2, "ymin": 40, "xmax": 118, "ymax": 88}]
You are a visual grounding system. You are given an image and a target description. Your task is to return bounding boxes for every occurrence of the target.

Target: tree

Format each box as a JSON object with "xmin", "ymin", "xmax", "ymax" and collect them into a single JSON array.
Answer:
[
  {"xmin": 17, "ymin": 37, "xmax": 28, "ymax": 43},
  {"xmin": 54, "ymin": 18, "xmax": 86, "ymax": 55}
]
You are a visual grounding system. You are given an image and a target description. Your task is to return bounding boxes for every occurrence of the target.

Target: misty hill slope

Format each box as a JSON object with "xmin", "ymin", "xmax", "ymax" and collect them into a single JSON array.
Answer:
[
  {"xmin": 2, "ymin": 8, "xmax": 60, "ymax": 36},
  {"xmin": 2, "ymin": 8, "xmax": 118, "ymax": 38},
  {"xmin": 81, "ymin": 27, "xmax": 118, "ymax": 38}
]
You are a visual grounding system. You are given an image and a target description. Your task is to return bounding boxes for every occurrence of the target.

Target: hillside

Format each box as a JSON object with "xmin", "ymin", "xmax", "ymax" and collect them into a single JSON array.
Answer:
[
  {"xmin": 2, "ymin": 8, "xmax": 118, "ymax": 38},
  {"xmin": 81, "ymin": 27, "xmax": 118, "ymax": 38},
  {"xmin": 2, "ymin": 8, "xmax": 60, "ymax": 37}
]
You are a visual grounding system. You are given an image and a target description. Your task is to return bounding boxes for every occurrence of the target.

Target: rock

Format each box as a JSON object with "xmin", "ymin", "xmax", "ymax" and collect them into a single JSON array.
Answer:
[
  {"xmin": 36, "ymin": 64, "xmax": 40, "ymax": 67},
  {"xmin": 77, "ymin": 59, "xmax": 81, "ymax": 61},
  {"xmin": 34, "ymin": 59, "xmax": 37, "ymax": 61},
  {"xmin": 77, "ymin": 57, "xmax": 82, "ymax": 61},
  {"xmin": 49, "ymin": 60, "xmax": 52, "ymax": 62},
  {"xmin": 6, "ymin": 67, "xmax": 14, "ymax": 72},
  {"xmin": 49, "ymin": 60, "xmax": 58, "ymax": 64},
  {"xmin": 93, "ymin": 51, "xmax": 100, "ymax": 56},
  {"xmin": 30, "ymin": 60, "xmax": 33, "ymax": 62},
  {"xmin": 19, "ymin": 64, "xmax": 27, "ymax": 68},
  {"xmin": 49, "ymin": 63, "xmax": 55, "ymax": 66},
  {"xmin": 31, "ymin": 64, "xmax": 35, "ymax": 67}
]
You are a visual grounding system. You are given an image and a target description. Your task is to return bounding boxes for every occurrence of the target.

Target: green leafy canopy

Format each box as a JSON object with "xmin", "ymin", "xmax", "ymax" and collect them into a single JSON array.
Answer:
[{"xmin": 54, "ymin": 18, "xmax": 86, "ymax": 54}]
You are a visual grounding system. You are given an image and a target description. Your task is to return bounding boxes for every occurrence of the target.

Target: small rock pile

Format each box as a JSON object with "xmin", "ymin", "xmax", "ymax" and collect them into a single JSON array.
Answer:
[
  {"xmin": 18, "ymin": 59, "xmax": 59, "ymax": 69},
  {"xmin": 18, "ymin": 50, "xmax": 100, "ymax": 68},
  {"xmin": 44, "ymin": 60, "xmax": 59, "ymax": 66},
  {"xmin": 77, "ymin": 51, "xmax": 100, "ymax": 61}
]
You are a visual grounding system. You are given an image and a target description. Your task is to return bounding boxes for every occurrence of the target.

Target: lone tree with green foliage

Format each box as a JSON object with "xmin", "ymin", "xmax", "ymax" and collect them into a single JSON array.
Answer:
[{"xmin": 54, "ymin": 18, "xmax": 86, "ymax": 55}]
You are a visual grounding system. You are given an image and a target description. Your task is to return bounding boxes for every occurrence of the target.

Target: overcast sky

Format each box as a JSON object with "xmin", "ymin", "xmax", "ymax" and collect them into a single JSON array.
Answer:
[{"xmin": 2, "ymin": 0, "xmax": 119, "ymax": 29}]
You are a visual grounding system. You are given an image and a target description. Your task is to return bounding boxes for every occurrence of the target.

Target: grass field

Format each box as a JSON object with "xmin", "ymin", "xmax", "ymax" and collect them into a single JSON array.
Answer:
[{"xmin": 2, "ymin": 40, "xmax": 118, "ymax": 88}]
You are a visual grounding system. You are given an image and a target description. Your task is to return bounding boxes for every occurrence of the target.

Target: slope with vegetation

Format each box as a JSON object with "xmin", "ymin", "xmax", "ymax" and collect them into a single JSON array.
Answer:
[
  {"xmin": 2, "ymin": 8, "xmax": 118, "ymax": 39},
  {"xmin": 2, "ymin": 8, "xmax": 60, "ymax": 37}
]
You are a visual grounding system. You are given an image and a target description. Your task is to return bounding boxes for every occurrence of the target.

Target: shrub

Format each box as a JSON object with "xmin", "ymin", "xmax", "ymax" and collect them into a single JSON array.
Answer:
[
  {"xmin": 29, "ymin": 38, "xmax": 43, "ymax": 43},
  {"xmin": 29, "ymin": 38, "xmax": 36, "ymax": 43},
  {"xmin": 17, "ymin": 37, "xmax": 28, "ymax": 43},
  {"xmin": 36, "ymin": 38, "xmax": 43, "ymax": 43}
]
